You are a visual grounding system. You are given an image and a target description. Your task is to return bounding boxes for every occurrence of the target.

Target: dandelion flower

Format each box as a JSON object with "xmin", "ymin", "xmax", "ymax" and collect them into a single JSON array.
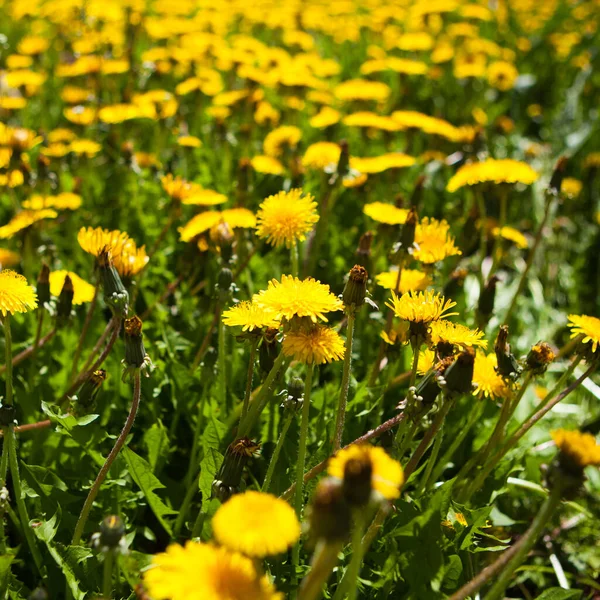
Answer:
[
  {"xmin": 0, "ymin": 249, "xmax": 20, "ymax": 268},
  {"xmin": 334, "ymin": 79, "xmax": 391, "ymax": 102},
  {"xmin": 350, "ymin": 153, "xmax": 415, "ymax": 174},
  {"xmin": 256, "ymin": 189, "xmax": 319, "ymax": 248},
  {"xmin": 222, "ymin": 301, "xmax": 280, "ymax": 331},
  {"xmin": 183, "ymin": 189, "xmax": 228, "ymax": 206},
  {"xmin": 254, "ymin": 275, "xmax": 343, "ymax": 323},
  {"xmin": 568, "ymin": 314, "xmax": 600, "ymax": 353},
  {"xmin": 363, "ymin": 202, "xmax": 408, "ymax": 225},
  {"xmin": 179, "ymin": 209, "xmax": 255, "ymax": 242},
  {"xmin": 551, "ymin": 430, "xmax": 600, "ymax": 468},
  {"xmin": 561, "ymin": 178, "xmax": 582, "ymax": 198},
  {"xmin": 49, "ymin": 271, "xmax": 95, "ymax": 305},
  {"xmin": 417, "ymin": 347, "xmax": 437, "ymax": 375},
  {"xmin": 144, "ymin": 541, "xmax": 282, "ymax": 600},
  {"xmin": 386, "ymin": 290, "xmax": 458, "ymax": 324},
  {"xmin": 446, "ymin": 159, "xmax": 539, "ymax": 192},
  {"xmin": 309, "ymin": 106, "xmax": 341, "ymax": 128},
  {"xmin": 413, "ymin": 218, "xmax": 462, "ymax": 264},
  {"xmin": 302, "ymin": 142, "xmax": 341, "ymax": 170},
  {"xmin": 328, "ymin": 444, "xmax": 404, "ymax": 500},
  {"xmin": 0, "ymin": 270, "xmax": 37, "ymax": 315},
  {"xmin": 283, "ymin": 325, "xmax": 345, "ymax": 364},
  {"xmin": 263, "ymin": 126, "xmax": 302, "ymax": 158},
  {"xmin": 0, "ymin": 210, "xmax": 58, "ymax": 239},
  {"xmin": 113, "ymin": 240, "xmax": 149, "ymax": 277},
  {"xmin": 77, "ymin": 227, "xmax": 130, "ymax": 257},
  {"xmin": 492, "ymin": 226, "xmax": 528, "ymax": 249},
  {"xmin": 250, "ymin": 155, "xmax": 285, "ymax": 175},
  {"xmin": 161, "ymin": 174, "xmax": 203, "ymax": 202},
  {"xmin": 212, "ymin": 492, "xmax": 300, "ymax": 557},
  {"xmin": 429, "ymin": 320, "xmax": 487, "ymax": 349},
  {"xmin": 376, "ymin": 269, "xmax": 432, "ymax": 293},
  {"xmin": 473, "ymin": 353, "xmax": 510, "ymax": 399}
]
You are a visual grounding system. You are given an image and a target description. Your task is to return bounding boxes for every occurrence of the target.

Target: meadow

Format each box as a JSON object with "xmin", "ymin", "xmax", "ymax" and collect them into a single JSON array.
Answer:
[{"xmin": 0, "ymin": 0, "xmax": 599, "ymax": 598}]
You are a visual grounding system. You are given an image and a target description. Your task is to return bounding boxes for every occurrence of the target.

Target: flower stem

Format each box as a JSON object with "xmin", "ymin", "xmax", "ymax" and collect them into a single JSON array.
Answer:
[
  {"xmin": 262, "ymin": 411, "xmax": 294, "ymax": 492},
  {"xmin": 4, "ymin": 316, "xmax": 13, "ymax": 408},
  {"xmin": 291, "ymin": 240, "xmax": 299, "ymax": 278},
  {"xmin": 102, "ymin": 551, "xmax": 114, "ymax": 599},
  {"xmin": 419, "ymin": 416, "xmax": 445, "ymax": 493},
  {"xmin": 394, "ymin": 335, "xmax": 421, "ymax": 446},
  {"xmin": 333, "ymin": 309, "xmax": 356, "ymax": 453},
  {"xmin": 343, "ymin": 513, "xmax": 368, "ymax": 600},
  {"xmin": 72, "ymin": 371, "xmax": 142, "ymax": 545},
  {"xmin": 69, "ymin": 282, "xmax": 99, "ymax": 383},
  {"xmin": 217, "ymin": 307, "xmax": 227, "ymax": 410},
  {"xmin": 298, "ymin": 540, "xmax": 343, "ymax": 600},
  {"xmin": 241, "ymin": 339, "xmax": 258, "ymax": 421}
]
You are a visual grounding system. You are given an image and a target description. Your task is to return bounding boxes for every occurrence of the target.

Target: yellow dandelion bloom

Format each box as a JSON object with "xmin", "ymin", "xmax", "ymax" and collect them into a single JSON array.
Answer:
[
  {"xmin": 113, "ymin": 240, "xmax": 149, "ymax": 278},
  {"xmin": 70, "ymin": 139, "xmax": 101, "ymax": 156},
  {"xmin": 251, "ymin": 155, "xmax": 285, "ymax": 175},
  {"xmin": 302, "ymin": 142, "xmax": 341, "ymax": 170},
  {"xmin": 417, "ymin": 347, "xmax": 437, "ymax": 375},
  {"xmin": 144, "ymin": 541, "xmax": 282, "ymax": 600},
  {"xmin": 363, "ymin": 202, "xmax": 408, "ymax": 225},
  {"xmin": 283, "ymin": 325, "xmax": 345, "ymax": 364},
  {"xmin": 309, "ymin": 106, "xmax": 341, "ymax": 128},
  {"xmin": 0, "ymin": 270, "xmax": 37, "ymax": 315},
  {"xmin": 254, "ymin": 275, "xmax": 343, "ymax": 323},
  {"xmin": 429, "ymin": 320, "xmax": 487, "ymax": 349},
  {"xmin": 22, "ymin": 193, "xmax": 82, "ymax": 211},
  {"xmin": 493, "ymin": 226, "xmax": 528, "ymax": 249},
  {"xmin": 446, "ymin": 159, "xmax": 539, "ymax": 192},
  {"xmin": 487, "ymin": 61, "xmax": 519, "ymax": 91},
  {"xmin": 263, "ymin": 126, "xmax": 302, "ymax": 158},
  {"xmin": 343, "ymin": 112, "xmax": 402, "ymax": 132},
  {"xmin": 212, "ymin": 492, "xmax": 300, "ymax": 557},
  {"xmin": 161, "ymin": 175, "xmax": 203, "ymax": 202},
  {"xmin": 413, "ymin": 218, "xmax": 462, "ymax": 264},
  {"xmin": 0, "ymin": 209, "xmax": 58, "ymax": 239},
  {"xmin": 183, "ymin": 189, "xmax": 228, "ymax": 207},
  {"xmin": 255, "ymin": 189, "xmax": 318, "ymax": 248},
  {"xmin": 179, "ymin": 209, "xmax": 255, "ymax": 242},
  {"xmin": 551, "ymin": 430, "xmax": 600, "ymax": 468},
  {"xmin": 328, "ymin": 444, "xmax": 404, "ymax": 500},
  {"xmin": 561, "ymin": 178, "xmax": 582, "ymax": 198},
  {"xmin": 0, "ymin": 249, "xmax": 20, "ymax": 268},
  {"xmin": 391, "ymin": 111, "xmax": 465, "ymax": 142},
  {"xmin": 77, "ymin": 227, "xmax": 130, "ymax": 258},
  {"xmin": 222, "ymin": 301, "xmax": 280, "ymax": 331},
  {"xmin": 334, "ymin": 79, "xmax": 391, "ymax": 102},
  {"xmin": 473, "ymin": 353, "xmax": 510, "ymax": 399},
  {"xmin": 350, "ymin": 153, "xmax": 416, "ymax": 174},
  {"xmin": 381, "ymin": 321, "xmax": 410, "ymax": 346},
  {"xmin": 386, "ymin": 290, "xmax": 458, "ymax": 324},
  {"xmin": 568, "ymin": 314, "xmax": 600, "ymax": 353},
  {"xmin": 177, "ymin": 135, "xmax": 202, "ymax": 148},
  {"xmin": 376, "ymin": 269, "xmax": 432, "ymax": 294},
  {"xmin": 49, "ymin": 271, "xmax": 95, "ymax": 305}
]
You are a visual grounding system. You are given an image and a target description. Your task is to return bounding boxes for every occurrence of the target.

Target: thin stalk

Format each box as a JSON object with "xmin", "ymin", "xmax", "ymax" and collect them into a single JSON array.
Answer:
[
  {"xmin": 488, "ymin": 187, "xmax": 508, "ymax": 279},
  {"xmin": 475, "ymin": 189, "xmax": 487, "ymax": 291},
  {"xmin": 342, "ymin": 513, "xmax": 368, "ymax": 600},
  {"xmin": 291, "ymin": 240, "xmax": 299, "ymax": 278},
  {"xmin": 292, "ymin": 363, "xmax": 315, "ymax": 587},
  {"xmin": 69, "ymin": 282, "xmax": 100, "ymax": 383},
  {"xmin": 419, "ymin": 418, "xmax": 445, "ymax": 494},
  {"xmin": 4, "ymin": 316, "xmax": 13, "ymax": 408},
  {"xmin": 241, "ymin": 339, "xmax": 258, "ymax": 421},
  {"xmin": 298, "ymin": 540, "xmax": 344, "ymax": 600},
  {"xmin": 333, "ymin": 310, "xmax": 356, "ymax": 453},
  {"xmin": 191, "ymin": 305, "xmax": 220, "ymax": 373},
  {"xmin": 394, "ymin": 336, "xmax": 421, "ymax": 446},
  {"xmin": 31, "ymin": 309, "xmax": 45, "ymax": 361},
  {"xmin": 72, "ymin": 371, "xmax": 142, "ymax": 545},
  {"xmin": 504, "ymin": 193, "xmax": 554, "ymax": 325},
  {"xmin": 102, "ymin": 551, "xmax": 114, "ymax": 599},
  {"xmin": 173, "ymin": 472, "xmax": 200, "ymax": 538},
  {"xmin": 217, "ymin": 308, "xmax": 227, "ymax": 410},
  {"xmin": 0, "ymin": 327, "xmax": 57, "ymax": 375},
  {"xmin": 262, "ymin": 412, "xmax": 294, "ymax": 492},
  {"xmin": 6, "ymin": 426, "xmax": 44, "ymax": 575},
  {"xmin": 485, "ymin": 485, "xmax": 563, "ymax": 600},
  {"xmin": 183, "ymin": 392, "xmax": 207, "ymax": 491}
]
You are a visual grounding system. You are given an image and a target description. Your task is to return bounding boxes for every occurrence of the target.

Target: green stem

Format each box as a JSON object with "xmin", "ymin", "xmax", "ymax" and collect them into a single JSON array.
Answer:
[
  {"xmin": 292, "ymin": 363, "xmax": 315, "ymax": 588},
  {"xmin": 72, "ymin": 371, "xmax": 142, "ymax": 545},
  {"xmin": 174, "ymin": 473, "xmax": 200, "ymax": 538},
  {"xmin": 344, "ymin": 513, "xmax": 368, "ymax": 600},
  {"xmin": 7, "ymin": 426, "xmax": 44, "ymax": 575},
  {"xmin": 69, "ymin": 282, "xmax": 99, "ymax": 383},
  {"xmin": 241, "ymin": 340, "xmax": 258, "ymax": 421},
  {"xmin": 183, "ymin": 391, "xmax": 207, "ymax": 491},
  {"xmin": 298, "ymin": 540, "xmax": 343, "ymax": 600},
  {"xmin": 475, "ymin": 188, "xmax": 487, "ymax": 290},
  {"xmin": 419, "ymin": 417, "xmax": 445, "ymax": 493},
  {"xmin": 262, "ymin": 412, "xmax": 294, "ymax": 492},
  {"xmin": 333, "ymin": 310, "xmax": 356, "ymax": 453},
  {"xmin": 102, "ymin": 551, "xmax": 114, "ymax": 599},
  {"xmin": 4, "ymin": 316, "xmax": 13, "ymax": 408},
  {"xmin": 485, "ymin": 486, "xmax": 563, "ymax": 600},
  {"xmin": 217, "ymin": 308, "xmax": 227, "ymax": 410},
  {"xmin": 31, "ymin": 309, "xmax": 44, "ymax": 362},
  {"xmin": 394, "ymin": 336, "xmax": 421, "ymax": 446},
  {"xmin": 291, "ymin": 240, "xmax": 299, "ymax": 278}
]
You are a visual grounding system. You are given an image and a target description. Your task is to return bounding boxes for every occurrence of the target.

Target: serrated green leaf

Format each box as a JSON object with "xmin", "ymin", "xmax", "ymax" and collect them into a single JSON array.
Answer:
[
  {"xmin": 143, "ymin": 421, "xmax": 169, "ymax": 472},
  {"xmin": 199, "ymin": 447, "xmax": 223, "ymax": 510}
]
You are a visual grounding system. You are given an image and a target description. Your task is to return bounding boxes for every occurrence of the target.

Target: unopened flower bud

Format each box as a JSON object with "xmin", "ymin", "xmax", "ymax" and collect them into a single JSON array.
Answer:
[
  {"xmin": 237, "ymin": 158, "xmax": 251, "ymax": 196},
  {"xmin": 98, "ymin": 249, "xmax": 129, "ymax": 317},
  {"xmin": 495, "ymin": 325, "xmax": 522, "ymax": 380},
  {"xmin": 477, "ymin": 275, "xmax": 499, "ymax": 327},
  {"xmin": 443, "ymin": 348, "xmax": 475, "ymax": 396},
  {"xmin": 549, "ymin": 156, "xmax": 568, "ymax": 194},
  {"xmin": 282, "ymin": 376, "xmax": 304, "ymax": 411},
  {"xmin": 400, "ymin": 207, "xmax": 418, "ymax": 250},
  {"xmin": 57, "ymin": 275, "xmax": 74, "ymax": 321},
  {"xmin": 123, "ymin": 316, "xmax": 146, "ymax": 368},
  {"xmin": 355, "ymin": 231, "xmax": 373, "ymax": 267},
  {"xmin": 73, "ymin": 370, "xmax": 107, "ymax": 417},
  {"xmin": 37, "ymin": 264, "xmax": 50, "ymax": 307},
  {"xmin": 526, "ymin": 342, "xmax": 555, "ymax": 375},
  {"xmin": 259, "ymin": 327, "xmax": 279, "ymax": 375},
  {"xmin": 342, "ymin": 456, "xmax": 373, "ymax": 507},
  {"xmin": 342, "ymin": 265, "xmax": 368, "ymax": 308},
  {"xmin": 0, "ymin": 404, "xmax": 15, "ymax": 427},
  {"xmin": 336, "ymin": 140, "xmax": 350, "ymax": 180},
  {"xmin": 308, "ymin": 478, "xmax": 351, "ymax": 542},
  {"xmin": 91, "ymin": 515, "xmax": 127, "ymax": 554},
  {"xmin": 210, "ymin": 222, "xmax": 234, "ymax": 263},
  {"xmin": 213, "ymin": 438, "xmax": 260, "ymax": 502},
  {"xmin": 217, "ymin": 267, "xmax": 233, "ymax": 299},
  {"xmin": 409, "ymin": 175, "xmax": 426, "ymax": 212}
]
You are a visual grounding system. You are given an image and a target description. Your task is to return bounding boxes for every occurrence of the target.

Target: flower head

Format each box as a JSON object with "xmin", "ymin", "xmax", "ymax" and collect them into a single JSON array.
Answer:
[
  {"xmin": 413, "ymin": 218, "xmax": 461, "ymax": 264},
  {"xmin": 256, "ymin": 189, "xmax": 319, "ymax": 248},
  {"xmin": 473, "ymin": 352, "xmax": 510, "ymax": 399},
  {"xmin": 222, "ymin": 301, "xmax": 280, "ymax": 332},
  {"xmin": 350, "ymin": 153, "xmax": 415, "ymax": 174},
  {"xmin": 363, "ymin": 202, "xmax": 408, "ymax": 225},
  {"xmin": 0, "ymin": 249, "xmax": 20, "ymax": 268},
  {"xmin": 561, "ymin": 177, "xmax": 582, "ymax": 199},
  {"xmin": 386, "ymin": 290, "xmax": 457, "ymax": 324},
  {"xmin": 551, "ymin": 430, "xmax": 600, "ymax": 468},
  {"xmin": 77, "ymin": 227, "xmax": 130, "ymax": 258},
  {"xmin": 263, "ymin": 126, "xmax": 302, "ymax": 158},
  {"xmin": 302, "ymin": 142, "xmax": 341, "ymax": 170},
  {"xmin": 179, "ymin": 209, "xmax": 256, "ymax": 242},
  {"xmin": 568, "ymin": 314, "xmax": 600, "ymax": 353},
  {"xmin": 49, "ymin": 271, "xmax": 95, "ymax": 305},
  {"xmin": 283, "ymin": 325, "xmax": 345, "ymax": 364},
  {"xmin": 113, "ymin": 240, "xmax": 149, "ymax": 278},
  {"xmin": 376, "ymin": 269, "xmax": 432, "ymax": 294},
  {"xmin": 250, "ymin": 155, "xmax": 285, "ymax": 175},
  {"xmin": 144, "ymin": 541, "xmax": 282, "ymax": 600},
  {"xmin": 446, "ymin": 159, "xmax": 539, "ymax": 192},
  {"xmin": 0, "ymin": 270, "xmax": 37, "ymax": 315},
  {"xmin": 0, "ymin": 210, "xmax": 58, "ymax": 239},
  {"xmin": 328, "ymin": 444, "xmax": 404, "ymax": 500},
  {"xmin": 493, "ymin": 225, "xmax": 528, "ymax": 249},
  {"xmin": 254, "ymin": 275, "xmax": 343, "ymax": 323},
  {"xmin": 212, "ymin": 492, "xmax": 300, "ymax": 558},
  {"xmin": 429, "ymin": 320, "xmax": 487, "ymax": 349}
]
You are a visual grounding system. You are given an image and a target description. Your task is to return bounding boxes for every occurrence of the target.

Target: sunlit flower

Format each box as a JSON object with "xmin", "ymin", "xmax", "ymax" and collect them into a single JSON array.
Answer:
[
  {"xmin": 77, "ymin": 227, "xmax": 131, "ymax": 258},
  {"xmin": 492, "ymin": 226, "xmax": 528, "ymax": 249},
  {"xmin": 0, "ymin": 209, "xmax": 58, "ymax": 239},
  {"xmin": 49, "ymin": 271, "xmax": 95, "ymax": 305},
  {"xmin": 376, "ymin": 269, "xmax": 432, "ymax": 294},
  {"xmin": 363, "ymin": 202, "xmax": 408, "ymax": 225},
  {"xmin": 561, "ymin": 178, "xmax": 582, "ymax": 198},
  {"xmin": 473, "ymin": 353, "xmax": 510, "ymax": 399},
  {"xmin": 0, "ymin": 270, "xmax": 37, "ymax": 315},
  {"xmin": 251, "ymin": 155, "xmax": 285, "ymax": 175},
  {"xmin": 263, "ymin": 126, "xmax": 302, "ymax": 158},
  {"xmin": 413, "ymin": 218, "xmax": 462, "ymax": 264},
  {"xmin": 177, "ymin": 136, "xmax": 202, "ymax": 148},
  {"xmin": 447, "ymin": 159, "xmax": 539, "ymax": 192},
  {"xmin": 568, "ymin": 314, "xmax": 600, "ymax": 353},
  {"xmin": 64, "ymin": 106, "xmax": 97, "ymax": 126},
  {"xmin": 350, "ymin": 153, "xmax": 415, "ymax": 174},
  {"xmin": 309, "ymin": 107, "xmax": 341, "ymax": 128},
  {"xmin": 551, "ymin": 430, "xmax": 600, "ymax": 468},
  {"xmin": 212, "ymin": 492, "xmax": 300, "ymax": 557},
  {"xmin": 222, "ymin": 301, "xmax": 280, "ymax": 331},
  {"xmin": 0, "ymin": 249, "xmax": 20, "ymax": 268},
  {"xmin": 23, "ymin": 193, "xmax": 82, "ymax": 211},
  {"xmin": 70, "ymin": 139, "xmax": 101, "ymax": 156},
  {"xmin": 334, "ymin": 79, "xmax": 391, "ymax": 102},
  {"xmin": 179, "ymin": 209, "xmax": 255, "ymax": 242},
  {"xmin": 417, "ymin": 348, "xmax": 437, "ymax": 375},
  {"xmin": 254, "ymin": 275, "xmax": 343, "ymax": 323},
  {"xmin": 328, "ymin": 444, "xmax": 404, "ymax": 500},
  {"xmin": 302, "ymin": 142, "xmax": 341, "ymax": 170},
  {"xmin": 283, "ymin": 325, "xmax": 345, "ymax": 364},
  {"xmin": 343, "ymin": 112, "xmax": 402, "ymax": 131},
  {"xmin": 429, "ymin": 320, "xmax": 487, "ymax": 349},
  {"xmin": 113, "ymin": 240, "xmax": 149, "ymax": 277},
  {"xmin": 386, "ymin": 290, "xmax": 458, "ymax": 324},
  {"xmin": 161, "ymin": 174, "xmax": 202, "ymax": 202},
  {"xmin": 256, "ymin": 189, "xmax": 318, "ymax": 248},
  {"xmin": 144, "ymin": 542, "xmax": 282, "ymax": 600},
  {"xmin": 487, "ymin": 61, "xmax": 519, "ymax": 91},
  {"xmin": 381, "ymin": 321, "xmax": 410, "ymax": 346}
]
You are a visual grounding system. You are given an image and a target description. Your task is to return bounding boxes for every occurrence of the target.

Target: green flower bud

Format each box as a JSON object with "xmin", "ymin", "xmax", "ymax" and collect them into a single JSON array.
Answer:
[
  {"xmin": 443, "ymin": 348, "xmax": 475, "ymax": 396},
  {"xmin": 342, "ymin": 265, "xmax": 368, "ymax": 308},
  {"xmin": 36, "ymin": 263, "xmax": 50, "ymax": 307},
  {"xmin": 308, "ymin": 478, "xmax": 351, "ymax": 543},
  {"xmin": 98, "ymin": 249, "xmax": 129, "ymax": 317},
  {"xmin": 57, "ymin": 274, "xmax": 74, "ymax": 321}
]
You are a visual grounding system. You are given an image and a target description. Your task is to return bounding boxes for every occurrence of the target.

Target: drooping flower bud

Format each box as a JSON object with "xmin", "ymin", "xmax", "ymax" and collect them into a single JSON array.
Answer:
[
  {"xmin": 443, "ymin": 348, "xmax": 475, "ymax": 396},
  {"xmin": 342, "ymin": 265, "xmax": 368, "ymax": 309},
  {"xmin": 212, "ymin": 438, "xmax": 260, "ymax": 502},
  {"xmin": 400, "ymin": 207, "xmax": 418, "ymax": 251},
  {"xmin": 549, "ymin": 156, "xmax": 568, "ymax": 195},
  {"xmin": 336, "ymin": 140, "xmax": 350, "ymax": 180},
  {"xmin": 526, "ymin": 342, "xmax": 555, "ymax": 375},
  {"xmin": 57, "ymin": 274, "xmax": 74, "ymax": 322},
  {"xmin": 342, "ymin": 455, "xmax": 373, "ymax": 507},
  {"xmin": 259, "ymin": 327, "xmax": 279, "ymax": 376},
  {"xmin": 73, "ymin": 370, "xmax": 107, "ymax": 417},
  {"xmin": 36, "ymin": 263, "xmax": 50, "ymax": 307},
  {"xmin": 307, "ymin": 478, "xmax": 351, "ymax": 543},
  {"xmin": 477, "ymin": 275, "xmax": 499, "ymax": 328},
  {"xmin": 409, "ymin": 175, "xmax": 426, "ymax": 212},
  {"xmin": 122, "ymin": 316, "xmax": 152, "ymax": 381},
  {"xmin": 91, "ymin": 515, "xmax": 127, "ymax": 554},
  {"xmin": 98, "ymin": 248, "xmax": 129, "ymax": 317},
  {"xmin": 494, "ymin": 325, "xmax": 522, "ymax": 380}
]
